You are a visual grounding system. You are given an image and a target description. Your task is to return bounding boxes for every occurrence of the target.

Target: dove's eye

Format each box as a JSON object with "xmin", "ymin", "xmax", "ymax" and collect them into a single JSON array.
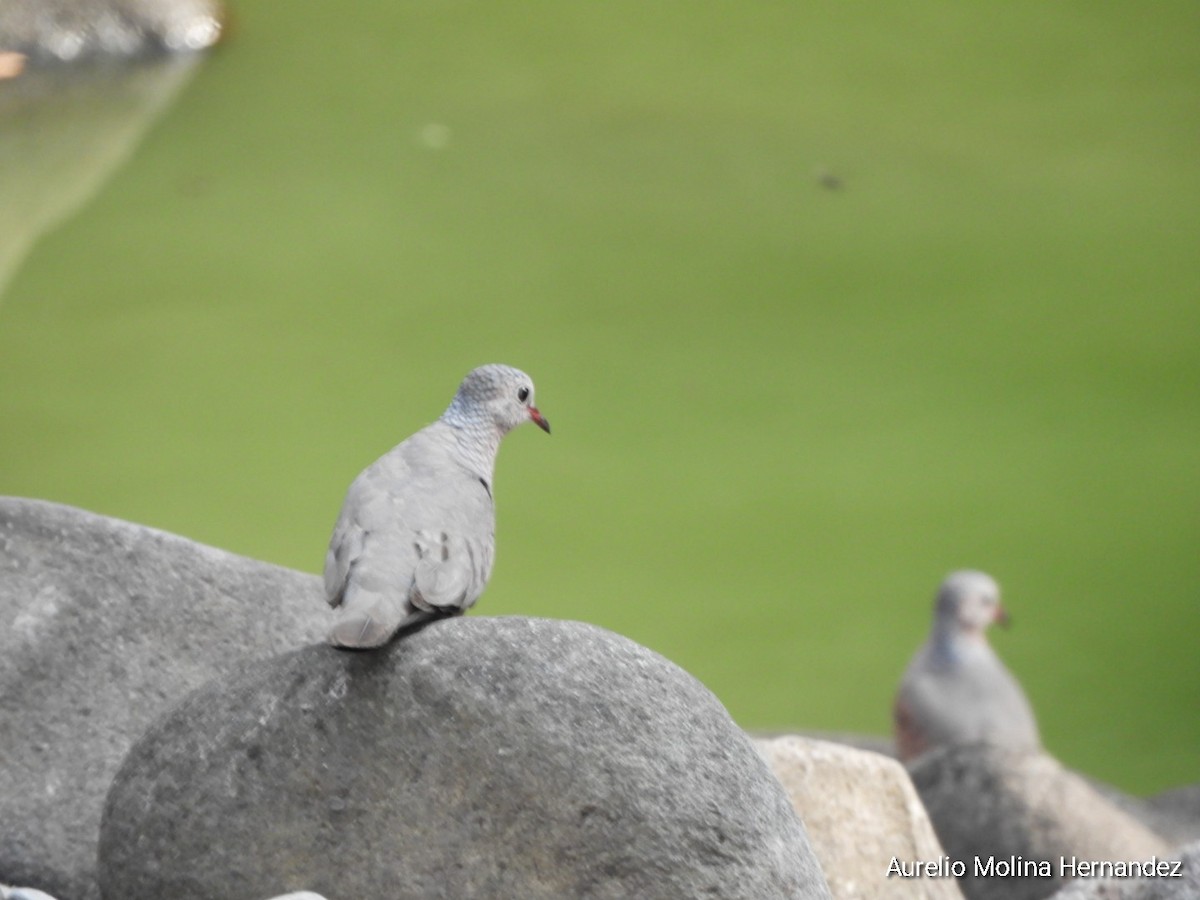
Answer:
[{"xmin": 517, "ymin": 387, "xmax": 530, "ymax": 402}]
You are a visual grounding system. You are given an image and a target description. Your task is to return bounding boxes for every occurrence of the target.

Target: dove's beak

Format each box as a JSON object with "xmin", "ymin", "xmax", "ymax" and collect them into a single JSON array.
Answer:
[
  {"xmin": 529, "ymin": 407, "xmax": 551, "ymax": 434},
  {"xmin": 994, "ymin": 604, "xmax": 1011, "ymax": 628}
]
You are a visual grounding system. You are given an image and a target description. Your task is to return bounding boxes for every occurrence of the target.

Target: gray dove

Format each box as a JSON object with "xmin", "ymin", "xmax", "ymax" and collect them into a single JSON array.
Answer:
[
  {"xmin": 893, "ymin": 570, "xmax": 1041, "ymax": 762},
  {"xmin": 325, "ymin": 364, "xmax": 550, "ymax": 649}
]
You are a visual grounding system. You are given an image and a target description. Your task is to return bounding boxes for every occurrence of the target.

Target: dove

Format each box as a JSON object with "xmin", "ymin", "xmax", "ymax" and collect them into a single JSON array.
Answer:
[
  {"xmin": 893, "ymin": 570, "xmax": 1041, "ymax": 762},
  {"xmin": 325, "ymin": 364, "xmax": 550, "ymax": 649}
]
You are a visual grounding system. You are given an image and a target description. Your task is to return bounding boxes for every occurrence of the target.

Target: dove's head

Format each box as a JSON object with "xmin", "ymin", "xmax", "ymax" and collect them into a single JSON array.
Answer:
[
  {"xmin": 933, "ymin": 569, "xmax": 1008, "ymax": 636},
  {"xmin": 444, "ymin": 364, "xmax": 551, "ymax": 436}
]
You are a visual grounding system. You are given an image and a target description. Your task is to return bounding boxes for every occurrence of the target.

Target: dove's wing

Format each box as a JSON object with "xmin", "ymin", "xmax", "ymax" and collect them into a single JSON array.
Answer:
[
  {"xmin": 893, "ymin": 645, "xmax": 957, "ymax": 760},
  {"xmin": 324, "ymin": 495, "xmax": 362, "ymax": 610},
  {"xmin": 411, "ymin": 526, "xmax": 494, "ymax": 613},
  {"xmin": 324, "ymin": 453, "xmax": 408, "ymax": 610},
  {"xmin": 324, "ymin": 437, "xmax": 424, "ymax": 647}
]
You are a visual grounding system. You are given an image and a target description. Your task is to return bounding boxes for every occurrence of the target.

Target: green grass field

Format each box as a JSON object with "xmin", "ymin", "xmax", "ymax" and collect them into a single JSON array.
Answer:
[{"xmin": 1, "ymin": 1, "xmax": 1197, "ymax": 793}]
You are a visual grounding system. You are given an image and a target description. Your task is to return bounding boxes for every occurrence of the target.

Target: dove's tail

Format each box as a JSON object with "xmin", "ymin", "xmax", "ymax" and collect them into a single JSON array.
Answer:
[{"xmin": 328, "ymin": 593, "xmax": 433, "ymax": 650}]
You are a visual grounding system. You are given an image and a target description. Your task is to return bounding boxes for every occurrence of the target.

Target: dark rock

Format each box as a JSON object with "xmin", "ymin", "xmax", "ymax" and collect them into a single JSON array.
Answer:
[
  {"xmin": 1049, "ymin": 839, "xmax": 1200, "ymax": 900},
  {"xmin": 909, "ymin": 744, "xmax": 1170, "ymax": 900},
  {"xmin": 99, "ymin": 617, "xmax": 831, "ymax": 900},
  {"xmin": 0, "ymin": 498, "xmax": 328, "ymax": 900}
]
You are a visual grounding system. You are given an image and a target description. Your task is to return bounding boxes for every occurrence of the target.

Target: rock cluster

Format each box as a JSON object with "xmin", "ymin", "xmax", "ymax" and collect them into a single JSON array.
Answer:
[{"xmin": 1, "ymin": 499, "xmax": 1196, "ymax": 900}]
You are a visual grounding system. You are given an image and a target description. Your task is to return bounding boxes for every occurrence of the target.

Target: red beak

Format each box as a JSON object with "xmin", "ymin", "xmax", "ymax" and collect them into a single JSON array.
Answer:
[
  {"xmin": 995, "ymin": 603, "xmax": 1011, "ymax": 628},
  {"xmin": 529, "ymin": 406, "xmax": 551, "ymax": 434}
]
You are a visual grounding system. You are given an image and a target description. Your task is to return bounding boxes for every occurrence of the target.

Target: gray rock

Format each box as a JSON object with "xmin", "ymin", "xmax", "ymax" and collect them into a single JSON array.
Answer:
[
  {"xmin": 908, "ymin": 745, "xmax": 1171, "ymax": 900},
  {"xmin": 1084, "ymin": 781, "xmax": 1200, "ymax": 849},
  {"xmin": 1138, "ymin": 785, "xmax": 1200, "ymax": 848},
  {"xmin": 1049, "ymin": 839, "xmax": 1200, "ymax": 900},
  {"xmin": 99, "ymin": 617, "xmax": 831, "ymax": 900},
  {"xmin": 0, "ymin": 0, "xmax": 224, "ymax": 63},
  {"xmin": 755, "ymin": 735, "xmax": 964, "ymax": 900},
  {"xmin": 0, "ymin": 498, "xmax": 329, "ymax": 900}
]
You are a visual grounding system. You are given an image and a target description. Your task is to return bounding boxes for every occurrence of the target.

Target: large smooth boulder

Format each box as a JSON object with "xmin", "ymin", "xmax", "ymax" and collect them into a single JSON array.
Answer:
[
  {"xmin": 756, "ymin": 735, "xmax": 964, "ymax": 900},
  {"xmin": 99, "ymin": 617, "xmax": 831, "ymax": 899},
  {"xmin": 909, "ymin": 744, "xmax": 1170, "ymax": 900},
  {"xmin": 0, "ymin": 498, "xmax": 329, "ymax": 899}
]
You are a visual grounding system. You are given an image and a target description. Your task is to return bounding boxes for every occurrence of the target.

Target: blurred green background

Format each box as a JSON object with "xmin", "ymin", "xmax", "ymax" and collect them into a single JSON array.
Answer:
[{"xmin": 1, "ymin": 1, "xmax": 1197, "ymax": 793}]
